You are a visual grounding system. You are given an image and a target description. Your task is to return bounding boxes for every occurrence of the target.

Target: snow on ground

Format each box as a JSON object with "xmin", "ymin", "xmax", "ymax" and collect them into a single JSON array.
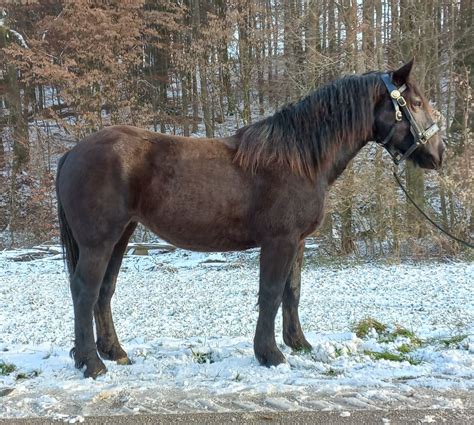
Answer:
[{"xmin": 0, "ymin": 245, "xmax": 473, "ymax": 419}]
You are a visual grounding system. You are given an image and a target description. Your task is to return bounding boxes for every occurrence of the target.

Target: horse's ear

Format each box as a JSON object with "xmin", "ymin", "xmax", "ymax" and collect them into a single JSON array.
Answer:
[{"xmin": 393, "ymin": 58, "xmax": 414, "ymax": 84}]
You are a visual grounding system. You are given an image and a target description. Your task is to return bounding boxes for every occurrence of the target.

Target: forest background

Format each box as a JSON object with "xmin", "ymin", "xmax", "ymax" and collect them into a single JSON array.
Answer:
[{"xmin": 0, "ymin": 0, "xmax": 472, "ymax": 258}]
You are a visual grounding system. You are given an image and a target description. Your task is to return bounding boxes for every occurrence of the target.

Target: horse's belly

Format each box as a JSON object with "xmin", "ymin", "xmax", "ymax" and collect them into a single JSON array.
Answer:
[
  {"xmin": 138, "ymin": 192, "xmax": 257, "ymax": 252},
  {"xmin": 141, "ymin": 218, "xmax": 257, "ymax": 252}
]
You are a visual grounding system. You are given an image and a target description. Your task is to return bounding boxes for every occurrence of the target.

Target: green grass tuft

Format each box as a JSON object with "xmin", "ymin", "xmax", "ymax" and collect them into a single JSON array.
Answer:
[
  {"xmin": 15, "ymin": 370, "xmax": 40, "ymax": 380},
  {"xmin": 397, "ymin": 344, "xmax": 413, "ymax": 354},
  {"xmin": 191, "ymin": 349, "xmax": 215, "ymax": 364},
  {"xmin": 0, "ymin": 361, "xmax": 16, "ymax": 375},
  {"xmin": 323, "ymin": 367, "xmax": 343, "ymax": 377},
  {"xmin": 407, "ymin": 357, "xmax": 422, "ymax": 366},
  {"xmin": 364, "ymin": 350, "xmax": 404, "ymax": 362},
  {"xmin": 438, "ymin": 334, "xmax": 468, "ymax": 348},
  {"xmin": 353, "ymin": 318, "xmax": 387, "ymax": 338},
  {"xmin": 392, "ymin": 326, "xmax": 422, "ymax": 346},
  {"xmin": 377, "ymin": 325, "xmax": 422, "ymax": 346},
  {"xmin": 356, "ymin": 322, "xmax": 424, "ymax": 355},
  {"xmin": 292, "ymin": 345, "xmax": 313, "ymax": 355},
  {"xmin": 364, "ymin": 350, "xmax": 421, "ymax": 365}
]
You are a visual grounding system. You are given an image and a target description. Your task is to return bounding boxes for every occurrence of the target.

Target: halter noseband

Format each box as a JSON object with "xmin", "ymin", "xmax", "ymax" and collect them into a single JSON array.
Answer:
[{"xmin": 378, "ymin": 73, "xmax": 440, "ymax": 166}]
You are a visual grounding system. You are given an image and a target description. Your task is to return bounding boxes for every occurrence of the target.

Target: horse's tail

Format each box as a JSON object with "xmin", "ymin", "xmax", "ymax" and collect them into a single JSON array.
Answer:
[{"xmin": 56, "ymin": 151, "xmax": 79, "ymax": 280}]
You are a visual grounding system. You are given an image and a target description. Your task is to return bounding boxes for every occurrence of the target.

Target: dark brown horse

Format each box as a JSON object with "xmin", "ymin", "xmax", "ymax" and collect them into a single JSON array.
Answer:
[{"xmin": 56, "ymin": 60, "xmax": 444, "ymax": 378}]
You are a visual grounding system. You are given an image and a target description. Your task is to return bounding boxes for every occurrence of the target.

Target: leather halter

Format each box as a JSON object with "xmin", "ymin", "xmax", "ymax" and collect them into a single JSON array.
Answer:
[{"xmin": 378, "ymin": 73, "xmax": 440, "ymax": 166}]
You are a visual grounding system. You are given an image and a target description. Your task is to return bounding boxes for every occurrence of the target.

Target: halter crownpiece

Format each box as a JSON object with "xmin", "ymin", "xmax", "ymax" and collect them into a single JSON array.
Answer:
[{"xmin": 378, "ymin": 73, "xmax": 440, "ymax": 166}]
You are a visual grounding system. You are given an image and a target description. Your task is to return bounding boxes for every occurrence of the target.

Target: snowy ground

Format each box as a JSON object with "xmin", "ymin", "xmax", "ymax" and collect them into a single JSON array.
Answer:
[{"xmin": 0, "ymin": 244, "xmax": 473, "ymax": 420}]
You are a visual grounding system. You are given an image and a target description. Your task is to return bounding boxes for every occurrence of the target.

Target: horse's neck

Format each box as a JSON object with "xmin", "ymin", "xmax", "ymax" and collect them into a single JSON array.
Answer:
[{"xmin": 324, "ymin": 138, "xmax": 370, "ymax": 185}]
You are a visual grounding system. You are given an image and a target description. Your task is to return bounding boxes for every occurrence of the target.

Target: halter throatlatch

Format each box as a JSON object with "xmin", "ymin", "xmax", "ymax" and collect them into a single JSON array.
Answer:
[{"xmin": 378, "ymin": 73, "xmax": 440, "ymax": 166}]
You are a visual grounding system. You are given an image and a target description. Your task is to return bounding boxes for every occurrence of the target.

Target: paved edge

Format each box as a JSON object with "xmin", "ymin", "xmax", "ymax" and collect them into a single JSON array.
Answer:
[{"xmin": 1, "ymin": 409, "xmax": 474, "ymax": 425}]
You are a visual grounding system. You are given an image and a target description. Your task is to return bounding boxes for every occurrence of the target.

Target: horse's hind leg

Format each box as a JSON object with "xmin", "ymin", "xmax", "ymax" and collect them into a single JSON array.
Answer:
[
  {"xmin": 282, "ymin": 241, "xmax": 312, "ymax": 351},
  {"xmin": 70, "ymin": 245, "xmax": 114, "ymax": 379},
  {"xmin": 95, "ymin": 222, "xmax": 137, "ymax": 365}
]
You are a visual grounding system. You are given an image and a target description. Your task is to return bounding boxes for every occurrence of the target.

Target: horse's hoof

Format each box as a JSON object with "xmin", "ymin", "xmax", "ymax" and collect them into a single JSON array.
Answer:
[
  {"xmin": 116, "ymin": 356, "xmax": 132, "ymax": 365},
  {"xmin": 84, "ymin": 364, "xmax": 107, "ymax": 379},
  {"xmin": 255, "ymin": 348, "xmax": 286, "ymax": 367},
  {"xmin": 284, "ymin": 335, "xmax": 313, "ymax": 353},
  {"xmin": 97, "ymin": 342, "xmax": 129, "ymax": 363}
]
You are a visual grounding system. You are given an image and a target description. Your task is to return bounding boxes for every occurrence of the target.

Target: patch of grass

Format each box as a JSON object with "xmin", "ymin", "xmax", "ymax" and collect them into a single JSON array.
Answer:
[
  {"xmin": 397, "ymin": 344, "xmax": 412, "ymax": 354},
  {"xmin": 191, "ymin": 349, "xmax": 214, "ymax": 364},
  {"xmin": 364, "ymin": 350, "xmax": 404, "ymax": 362},
  {"xmin": 407, "ymin": 357, "xmax": 422, "ymax": 366},
  {"xmin": 354, "ymin": 321, "xmax": 424, "ymax": 353},
  {"xmin": 353, "ymin": 318, "xmax": 387, "ymax": 338},
  {"xmin": 438, "ymin": 334, "xmax": 468, "ymax": 348},
  {"xmin": 292, "ymin": 345, "xmax": 313, "ymax": 355},
  {"xmin": 354, "ymin": 319, "xmax": 426, "ymax": 364},
  {"xmin": 424, "ymin": 334, "xmax": 469, "ymax": 350},
  {"xmin": 323, "ymin": 367, "xmax": 343, "ymax": 377},
  {"xmin": 15, "ymin": 373, "xmax": 28, "ymax": 381},
  {"xmin": 15, "ymin": 370, "xmax": 40, "ymax": 381},
  {"xmin": 392, "ymin": 326, "xmax": 422, "ymax": 346},
  {"xmin": 364, "ymin": 350, "xmax": 421, "ymax": 366},
  {"xmin": 0, "ymin": 361, "xmax": 16, "ymax": 375},
  {"xmin": 377, "ymin": 325, "xmax": 422, "ymax": 346}
]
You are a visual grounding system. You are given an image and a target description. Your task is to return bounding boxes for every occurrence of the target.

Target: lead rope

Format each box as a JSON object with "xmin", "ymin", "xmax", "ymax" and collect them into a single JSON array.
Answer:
[{"xmin": 392, "ymin": 168, "xmax": 473, "ymax": 249}]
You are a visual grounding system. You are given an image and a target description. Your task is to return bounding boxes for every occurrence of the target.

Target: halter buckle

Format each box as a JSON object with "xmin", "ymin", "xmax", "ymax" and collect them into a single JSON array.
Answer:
[
  {"xmin": 396, "ymin": 110, "xmax": 403, "ymax": 121},
  {"xmin": 397, "ymin": 96, "xmax": 407, "ymax": 107},
  {"xmin": 390, "ymin": 90, "xmax": 401, "ymax": 99}
]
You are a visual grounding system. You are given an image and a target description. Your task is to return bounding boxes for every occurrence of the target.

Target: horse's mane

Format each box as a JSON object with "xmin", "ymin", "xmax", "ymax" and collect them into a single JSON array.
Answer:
[{"xmin": 234, "ymin": 73, "xmax": 383, "ymax": 179}]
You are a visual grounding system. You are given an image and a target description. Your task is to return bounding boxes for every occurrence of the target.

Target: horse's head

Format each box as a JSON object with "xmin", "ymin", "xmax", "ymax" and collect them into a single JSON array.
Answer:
[{"xmin": 374, "ymin": 59, "xmax": 445, "ymax": 170}]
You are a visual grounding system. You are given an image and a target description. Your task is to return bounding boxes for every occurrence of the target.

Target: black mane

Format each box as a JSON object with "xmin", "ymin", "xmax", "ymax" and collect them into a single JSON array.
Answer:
[{"xmin": 234, "ymin": 73, "xmax": 384, "ymax": 179}]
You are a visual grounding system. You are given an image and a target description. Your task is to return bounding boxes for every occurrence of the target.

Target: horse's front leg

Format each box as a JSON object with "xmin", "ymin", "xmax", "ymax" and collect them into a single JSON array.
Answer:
[
  {"xmin": 254, "ymin": 237, "xmax": 299, "ymax": 366},
  {"xmin": 282, "ymin": 240, "xmax": 312, "ymax": 351}
]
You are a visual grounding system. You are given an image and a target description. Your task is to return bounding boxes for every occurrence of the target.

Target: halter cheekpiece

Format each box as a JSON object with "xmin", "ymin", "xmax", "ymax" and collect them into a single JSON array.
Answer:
[{"xmin": 378, "ymin": 73, "xmax": 440, "ymax": 166}]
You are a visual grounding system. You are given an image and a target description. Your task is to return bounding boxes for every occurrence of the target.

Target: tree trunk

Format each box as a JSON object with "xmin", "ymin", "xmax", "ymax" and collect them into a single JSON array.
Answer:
[
  {"xmin": 400, "ymin": 0, "xmax": 425, "ymax": 237},
  {"xmin": 238, "ymin": 0, "xmax": 252, "ymax": 124}
]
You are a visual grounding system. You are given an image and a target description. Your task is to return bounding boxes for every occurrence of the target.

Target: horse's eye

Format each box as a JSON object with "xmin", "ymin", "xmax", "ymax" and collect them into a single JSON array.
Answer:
[{"xmin": 413, "ymin": 100, "xmax": 422, "ymax": 108}]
